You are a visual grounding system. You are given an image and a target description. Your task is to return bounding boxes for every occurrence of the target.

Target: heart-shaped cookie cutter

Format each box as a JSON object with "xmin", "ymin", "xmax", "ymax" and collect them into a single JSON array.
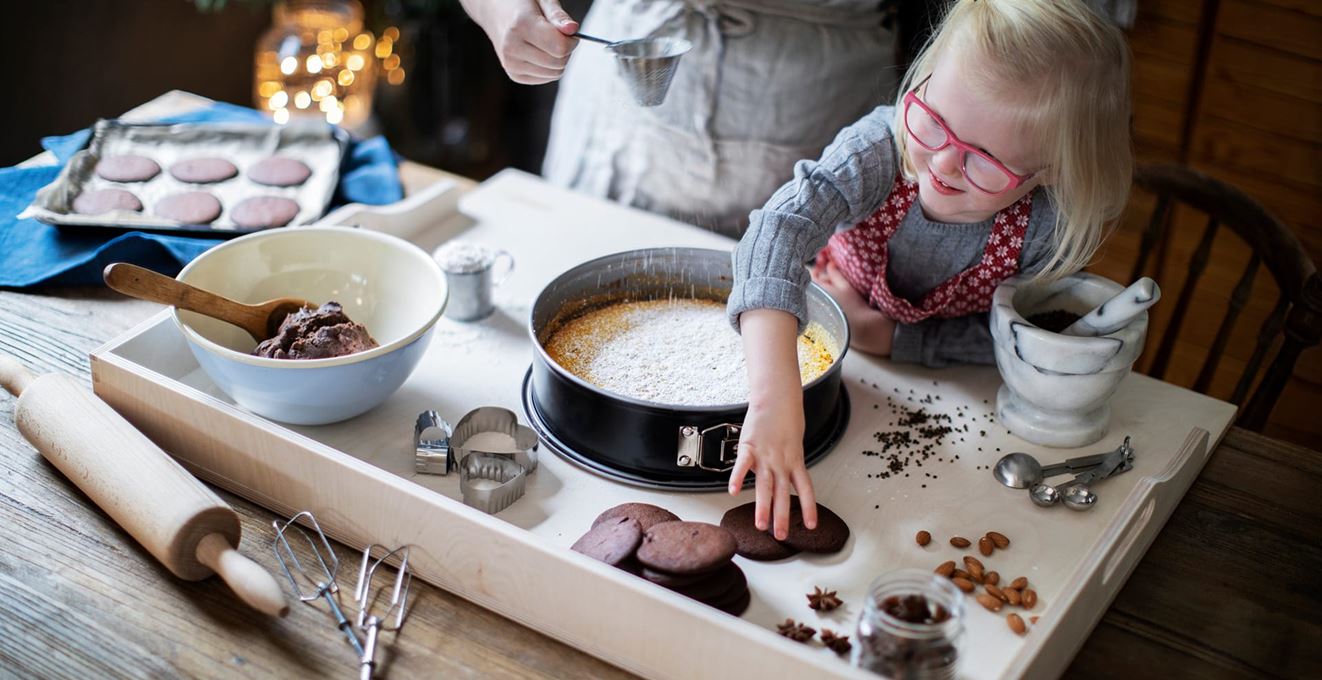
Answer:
[
  {"xmin": 459, "ymin": 452, "xmax": 527, "ymax": 514},
  {"xmin": 413, "ymin": 407, "xmax": 540, "ymax": 514},
  {"xmin": 451, "ymin": 406, "xmax": 539, "ymax": 473}
]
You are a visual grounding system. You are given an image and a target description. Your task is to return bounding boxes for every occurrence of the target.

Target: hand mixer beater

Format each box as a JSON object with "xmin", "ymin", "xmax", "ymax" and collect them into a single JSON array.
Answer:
[{"xmin": 272, "ymin": 511, "xmax": 413, "ymax": 677}]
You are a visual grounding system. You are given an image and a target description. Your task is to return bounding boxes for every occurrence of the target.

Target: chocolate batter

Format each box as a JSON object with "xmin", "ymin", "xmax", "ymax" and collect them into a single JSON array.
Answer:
[{"xmin": 252, "ymin": 302, "xmax": 378, "ymax": 360}]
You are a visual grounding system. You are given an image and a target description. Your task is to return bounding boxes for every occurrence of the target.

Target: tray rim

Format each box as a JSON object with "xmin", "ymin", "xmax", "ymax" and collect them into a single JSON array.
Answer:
[{"xmin": 89, "ymin": 308, "xmax": 1235, "ymax": 680}]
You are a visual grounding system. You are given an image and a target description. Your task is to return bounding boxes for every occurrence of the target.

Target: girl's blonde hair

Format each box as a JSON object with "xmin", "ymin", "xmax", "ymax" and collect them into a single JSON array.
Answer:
[{"xmin": 893, "ymin": 0, "xmax": 1132, "ymax": 281}]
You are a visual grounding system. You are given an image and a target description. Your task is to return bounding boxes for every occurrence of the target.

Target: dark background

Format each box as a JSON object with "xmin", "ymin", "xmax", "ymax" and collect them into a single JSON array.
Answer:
[{"xmin": 4, "ymin": 0, "xmax": 594, "ymax": 176}]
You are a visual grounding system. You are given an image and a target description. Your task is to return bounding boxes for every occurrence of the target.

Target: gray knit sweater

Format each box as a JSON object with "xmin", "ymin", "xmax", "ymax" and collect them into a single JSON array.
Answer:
[{"xmin": 727, "ymin": 105, "xmax": 1059, "ymax": 367}]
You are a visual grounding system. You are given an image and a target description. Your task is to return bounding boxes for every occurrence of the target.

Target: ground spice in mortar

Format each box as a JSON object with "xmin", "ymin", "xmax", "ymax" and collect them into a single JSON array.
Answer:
[{"xmin": 1026, "ymin": 309, "xmax": 1082, "ymax": 333}]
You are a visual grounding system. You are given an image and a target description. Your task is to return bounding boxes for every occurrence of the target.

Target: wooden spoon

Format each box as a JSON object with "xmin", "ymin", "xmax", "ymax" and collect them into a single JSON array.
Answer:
[{"xmin": 103, "ymin": 262, "xmax": 313, "ymax": 342}]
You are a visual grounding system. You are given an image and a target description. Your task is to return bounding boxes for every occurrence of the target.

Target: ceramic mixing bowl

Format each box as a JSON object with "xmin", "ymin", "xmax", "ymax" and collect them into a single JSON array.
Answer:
[
  {"xmin": 990, "ymin": 272, "xmax": 1148, "ymax": 448},
  {"xmin": 172, "ymin": 226, "xmax": 447, "ymax": 425}
]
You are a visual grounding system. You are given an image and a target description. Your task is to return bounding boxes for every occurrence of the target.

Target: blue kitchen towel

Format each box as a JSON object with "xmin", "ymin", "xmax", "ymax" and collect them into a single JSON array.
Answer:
[{"xmin": 0, "ymin": 101, "xmax": 403, "ymax": 288}]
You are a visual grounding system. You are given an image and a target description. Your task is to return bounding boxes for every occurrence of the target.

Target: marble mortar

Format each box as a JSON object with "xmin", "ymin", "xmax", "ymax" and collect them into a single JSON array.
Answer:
[{"xmin": 990, "ymin": 272, "xmax": 1149, "ymax": 448}]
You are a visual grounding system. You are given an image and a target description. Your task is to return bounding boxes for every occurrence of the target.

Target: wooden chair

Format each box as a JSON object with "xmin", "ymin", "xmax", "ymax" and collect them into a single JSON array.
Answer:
[{"xmin": 1129, "ymin": 164, "xmax": 1321, "ymax": 431}]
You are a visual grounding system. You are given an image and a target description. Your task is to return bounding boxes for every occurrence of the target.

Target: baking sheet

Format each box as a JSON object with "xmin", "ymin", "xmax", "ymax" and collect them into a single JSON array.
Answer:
[{"xmin": 23, "ymin": 119, "xmax": 347, "ymax": 234}]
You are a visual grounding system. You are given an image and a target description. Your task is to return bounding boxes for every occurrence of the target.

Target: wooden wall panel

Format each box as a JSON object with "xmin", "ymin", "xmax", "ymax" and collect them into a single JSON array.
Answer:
[{"xmin": 1107, "ymin": 0, "xmax": 1322, "ymax": 450}]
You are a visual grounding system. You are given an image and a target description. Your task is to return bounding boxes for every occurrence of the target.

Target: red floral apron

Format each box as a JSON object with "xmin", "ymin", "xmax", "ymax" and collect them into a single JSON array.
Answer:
[{"xmin": 818, "ymin": 176, "xmax": 1034, "ymax": 323}]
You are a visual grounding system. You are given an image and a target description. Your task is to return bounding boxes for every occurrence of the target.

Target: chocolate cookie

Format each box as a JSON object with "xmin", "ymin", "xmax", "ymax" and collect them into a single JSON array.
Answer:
[
  {"xmin": 665, "ymin": 562, "xmax": 747, "ymax": 603},
  {"xmin": 95, "ymin": 155, "xmax": 160, "ymax": 183},
  {"xmin": 169, "ymin": 158, "xmax": 238, "ymax": 184},
  {"xmin": 231, "ymin": 196, "xmax": 300, "ymax": 229},
  {"xmin": 72, "ymin": 188, "xmax": 142, "ymax": 215},
  {"xmin": 248, "ymin": 157, "xmax": 312, "ymax": 187},
  {"xmin": 154, "ymin": 191, "xmax": 222, "ymax": 224},
  {"xmin": 592, "ymin": 503, "xmax": 681, "ymax": 534},
  {"xmin": 780, "ymin": 496, "xmax": 850, "ymax": 554},
  {"xmin": 570, "ymin": 516, "xmax": 642, "ymax": 567},
  {"xmin": 714, "ymin": 587, "xmax": 751, "ymax": 616},
  {"xmin": 636, "ymin": 521, "xmax": 736, "ymax": 576},
  {"xmin": 720, "ymin": 502, "xmax": 801, "ymax": 561},
  {"xmin": 641, "ymin": 566, "xmax": 705, "ymax": 588}
]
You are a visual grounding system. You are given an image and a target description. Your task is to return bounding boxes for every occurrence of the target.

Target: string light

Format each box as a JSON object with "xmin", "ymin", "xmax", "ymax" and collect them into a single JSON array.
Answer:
[{"xmin": 257, "ymin": 15, "xmax": 406, "ymax": 127}]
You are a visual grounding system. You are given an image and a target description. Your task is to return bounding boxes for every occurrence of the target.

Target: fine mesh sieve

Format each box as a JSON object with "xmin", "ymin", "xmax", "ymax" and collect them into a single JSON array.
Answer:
[{"xmin": 575, "ymin": 33, "xmax": 693, "ymax": 107}]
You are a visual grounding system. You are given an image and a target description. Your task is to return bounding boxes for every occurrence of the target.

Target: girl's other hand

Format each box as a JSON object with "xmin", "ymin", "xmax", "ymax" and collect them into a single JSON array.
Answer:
[
  {"xmin": 812, "ymin": 261, "xmax": 896, "ymax": 355},
  {"xmin": 464, "ymin": 0, "xmax": 579, "ymax": 84},
  {"xmin": 729, "ymin": 309, "xmax": 818, "ymax": 540}
]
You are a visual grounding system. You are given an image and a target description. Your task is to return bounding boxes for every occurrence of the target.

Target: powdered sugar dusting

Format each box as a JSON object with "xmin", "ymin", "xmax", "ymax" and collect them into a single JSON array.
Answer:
[{"xmin": 545, "ymin": 299, "xmax": 836, "ymax": 406}]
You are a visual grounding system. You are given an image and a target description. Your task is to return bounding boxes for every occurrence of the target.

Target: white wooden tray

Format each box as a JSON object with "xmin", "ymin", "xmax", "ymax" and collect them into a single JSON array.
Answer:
[{"xmin": 89, "ymin": 169, "xmax": 1238, "ymax": 680}]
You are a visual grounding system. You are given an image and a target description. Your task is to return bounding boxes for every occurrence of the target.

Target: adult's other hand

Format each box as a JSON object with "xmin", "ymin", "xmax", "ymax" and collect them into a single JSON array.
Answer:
[{"xmin": 461, "ymin": 0, "xmax": 579, "ymax": 85}]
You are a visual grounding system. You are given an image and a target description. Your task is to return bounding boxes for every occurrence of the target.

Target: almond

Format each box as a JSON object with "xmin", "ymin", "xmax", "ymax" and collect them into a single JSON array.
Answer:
[
  {"xmin": 1010, "ymin": 576, "xmax": 1028, "ymax": 590},
  {"xmin": 950, "ymin": 536, "xmax": 971, "ymax": 548},
  {"xmin": 976, "ymin": 593, "xmax": 1003, "ymax": 612},
  {"xmin": 1007, "ymin": 613, "xmax": 1026, "ymax": 635},
  {"xmin": 978, "ymin": 536, "xmax": 994, "ymax": 556},
  {"xmin": 1004, "ymin": 588, "xmax": 1022, "ymax": 606},
  {"xmin": 935, "ymin": 560, "xmax": 956, "ymax": 577},
  {"xmin": 952, "ymin": 568, "xmax": 971, "ymax": 580},
  {"xmin": 1030, "ymin": 616, "xmax": 1040, "ymax": 624},
  {"xmin": 1022, "ymin": 589, "xmax": 1037, "ymax": 610},
  {"xmin": 971, "ymin": 570, "xmax": 985, "ymax": 585},
  {"xmin": 916, "ymin": 530, "xmax": 932, "ymax": 546},
  {"xmin": 987, "ymin": 531, "xmax": 1011, "ymax": 549},
  {"xmin": 952, "ymin": 577, "xmax": 975, "ymax": 593},
  {"xmin": 985, "ymin": 584, "xmax": 1007, "ymax": 602},
  {"xmin": 963, "ymin": 556, "xmax": 984, "ymax": 579},
  {"xmin": 985, "ymin": 570, "xmax": 1000, "ymax": 586}
]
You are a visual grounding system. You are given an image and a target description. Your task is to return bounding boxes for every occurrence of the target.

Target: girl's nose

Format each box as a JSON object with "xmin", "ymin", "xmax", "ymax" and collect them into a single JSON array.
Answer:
[{"xmin": 930, "ymin": 145, "xmax": 962, "ymax": 177}]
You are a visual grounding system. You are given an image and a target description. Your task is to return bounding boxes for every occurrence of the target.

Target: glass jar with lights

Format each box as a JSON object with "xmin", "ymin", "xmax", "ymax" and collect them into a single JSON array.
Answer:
[{"xmin": 253, "ymin": 0, "xmax": 403, "ymax": 128}]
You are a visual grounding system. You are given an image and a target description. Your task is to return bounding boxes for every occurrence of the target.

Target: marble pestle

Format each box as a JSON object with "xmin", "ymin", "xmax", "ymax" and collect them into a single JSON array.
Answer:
[{"xmin": 1061, "ymin": 277, "xmax": 1161, "ymax": 338}]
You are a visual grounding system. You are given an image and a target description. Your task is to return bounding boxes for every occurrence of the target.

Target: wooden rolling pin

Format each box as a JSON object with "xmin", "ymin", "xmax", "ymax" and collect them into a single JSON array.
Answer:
[{"xmin": 0, "ymin": 355, "xmax": 288, "ymax": 617}]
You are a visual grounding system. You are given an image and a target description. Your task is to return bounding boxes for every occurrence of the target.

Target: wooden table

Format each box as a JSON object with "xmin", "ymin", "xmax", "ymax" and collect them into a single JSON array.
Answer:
[{"xmin": 3, "ymin": 95, "xmax": 1319, "ymax": 680}]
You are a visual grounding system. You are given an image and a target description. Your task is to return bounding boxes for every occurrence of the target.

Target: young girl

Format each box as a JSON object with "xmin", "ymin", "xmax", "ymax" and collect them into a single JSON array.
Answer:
[{"xmin": 725, "ymin": 0, "xmax": 1132, "ymax": 538}]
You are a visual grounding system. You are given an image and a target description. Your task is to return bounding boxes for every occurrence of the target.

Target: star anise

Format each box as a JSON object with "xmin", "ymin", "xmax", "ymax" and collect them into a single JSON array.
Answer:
[
  {"xmin": 776, "ymin": 618, "xmax": 816, "ymax": 643},
  {"xmin": 819, "ymin": 628, "xmax": 852, "ymax": 655},
  {"xmin": 806, "ymin": 586, "xmax": 843, "ymax": 612}
]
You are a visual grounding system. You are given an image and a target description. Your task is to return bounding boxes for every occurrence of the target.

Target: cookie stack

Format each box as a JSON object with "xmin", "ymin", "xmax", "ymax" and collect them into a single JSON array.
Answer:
[
  {"xmin": 720, "ymin": 496, "xmax": 850, "ymax": 560},
  {"xmin": 572, "ymin": 503, "xmax": 750, "ymax": 616}
]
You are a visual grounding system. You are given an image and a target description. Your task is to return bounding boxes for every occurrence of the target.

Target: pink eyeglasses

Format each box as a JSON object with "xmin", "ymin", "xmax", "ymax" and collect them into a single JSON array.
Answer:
[{"xmin": 903, "ymin": 76, "xmax": 1036, "ymax": 195}]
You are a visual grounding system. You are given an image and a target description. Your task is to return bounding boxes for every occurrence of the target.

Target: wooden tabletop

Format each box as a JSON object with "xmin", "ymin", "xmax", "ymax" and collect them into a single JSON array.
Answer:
[
  {"xmin": 3, "ymin": 287, "xmax": 1317, "ymax": 679},
  {"xmin": 3, "ymin": 93, "xmax": 1319, "ymax": 679}
]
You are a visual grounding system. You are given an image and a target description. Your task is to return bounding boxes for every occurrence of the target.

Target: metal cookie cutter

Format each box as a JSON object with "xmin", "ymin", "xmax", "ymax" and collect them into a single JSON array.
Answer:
[
  {"xmin": 460, "ymin": 452, "xmax": 527, "ymax": 514},
  {"xmin": 414, "ymin": 411, "xmax": 455, "ymax": 475},
  {"xmin": 451, "ymin": 406, "xmax": 539, "ymax": 473}
]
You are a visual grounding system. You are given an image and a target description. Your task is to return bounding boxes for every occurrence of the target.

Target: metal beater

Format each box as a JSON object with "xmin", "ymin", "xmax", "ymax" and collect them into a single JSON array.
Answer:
[
  {"xmin": 272, "ymin": 511, "xmax": 365, "ymax": 659},
  {"xmin": 354, "ymin": 544, "xmax": 413, "ymax": 680}
]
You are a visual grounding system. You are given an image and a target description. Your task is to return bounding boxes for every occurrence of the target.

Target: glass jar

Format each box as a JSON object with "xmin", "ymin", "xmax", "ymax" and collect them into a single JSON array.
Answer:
[
  {"xmin": 853, "ymin": 569, "xmax": 966, "ymax": 679},
  {"xmin": 253, "ymin": 0, "xmax": 377, "ymax": 128}
]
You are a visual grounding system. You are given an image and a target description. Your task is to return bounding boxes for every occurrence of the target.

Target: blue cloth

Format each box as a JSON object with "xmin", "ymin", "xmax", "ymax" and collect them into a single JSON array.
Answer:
[{"xmin": 0, "ymin": 101, "xmax": 403, "ymax": 288}]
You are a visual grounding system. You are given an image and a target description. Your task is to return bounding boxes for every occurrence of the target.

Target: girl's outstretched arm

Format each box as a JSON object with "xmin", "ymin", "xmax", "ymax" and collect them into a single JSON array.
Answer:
[{"xmin": 729, "ymin": 309, "xmax": 818, "ymax": 539}]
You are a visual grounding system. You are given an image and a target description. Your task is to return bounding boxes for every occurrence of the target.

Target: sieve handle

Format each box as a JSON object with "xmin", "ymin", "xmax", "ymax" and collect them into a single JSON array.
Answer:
[{"xmin": 573, "ymin": 32, "xmax": 614, "ymax": 45}]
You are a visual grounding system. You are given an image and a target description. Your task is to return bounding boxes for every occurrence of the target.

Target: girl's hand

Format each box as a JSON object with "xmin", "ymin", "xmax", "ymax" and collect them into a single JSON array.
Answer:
[
  {"xmin": 812, "ymin": 261, "xmax": 896, "ymax": 355},
  {"xmin": 462, "ymin": 0, "xmax": 578, "ymax": 84},
  {"xmin": 730, "ymin": 309, "xmax": 818, "ymax": 539}
]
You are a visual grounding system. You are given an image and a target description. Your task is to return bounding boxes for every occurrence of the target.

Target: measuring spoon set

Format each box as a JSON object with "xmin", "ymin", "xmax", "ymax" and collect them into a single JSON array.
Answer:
[{"xmin": 992, "ymin": 437, "xmax": 1136, "ymax": 511}]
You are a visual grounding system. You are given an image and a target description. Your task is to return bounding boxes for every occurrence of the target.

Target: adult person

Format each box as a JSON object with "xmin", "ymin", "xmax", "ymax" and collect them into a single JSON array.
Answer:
[{"xmin": 459, "ymin": 0, "xmax": 899, "ymax": 237}]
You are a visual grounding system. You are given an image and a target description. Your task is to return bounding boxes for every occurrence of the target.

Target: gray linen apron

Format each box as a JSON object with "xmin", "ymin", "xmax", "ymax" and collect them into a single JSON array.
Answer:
[{"xmin": 542, "ymin": 0, "xmax": 898, "ymax": 237}]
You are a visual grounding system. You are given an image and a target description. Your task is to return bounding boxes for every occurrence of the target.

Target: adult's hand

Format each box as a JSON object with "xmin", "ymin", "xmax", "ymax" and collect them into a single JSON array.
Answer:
[{"xmin": 460, "ymin": 0, "xmax": 579, "ymax": 85}]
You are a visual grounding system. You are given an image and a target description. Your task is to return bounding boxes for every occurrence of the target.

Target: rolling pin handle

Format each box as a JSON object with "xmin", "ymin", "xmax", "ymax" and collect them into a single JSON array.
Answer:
[
  {"xmin": 0, "ymin": 354, "xmax": 35, "ymax": 397},
  {"xmin": 196, "ymin": 533, "xmax": 290, "ymax": 617}
]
